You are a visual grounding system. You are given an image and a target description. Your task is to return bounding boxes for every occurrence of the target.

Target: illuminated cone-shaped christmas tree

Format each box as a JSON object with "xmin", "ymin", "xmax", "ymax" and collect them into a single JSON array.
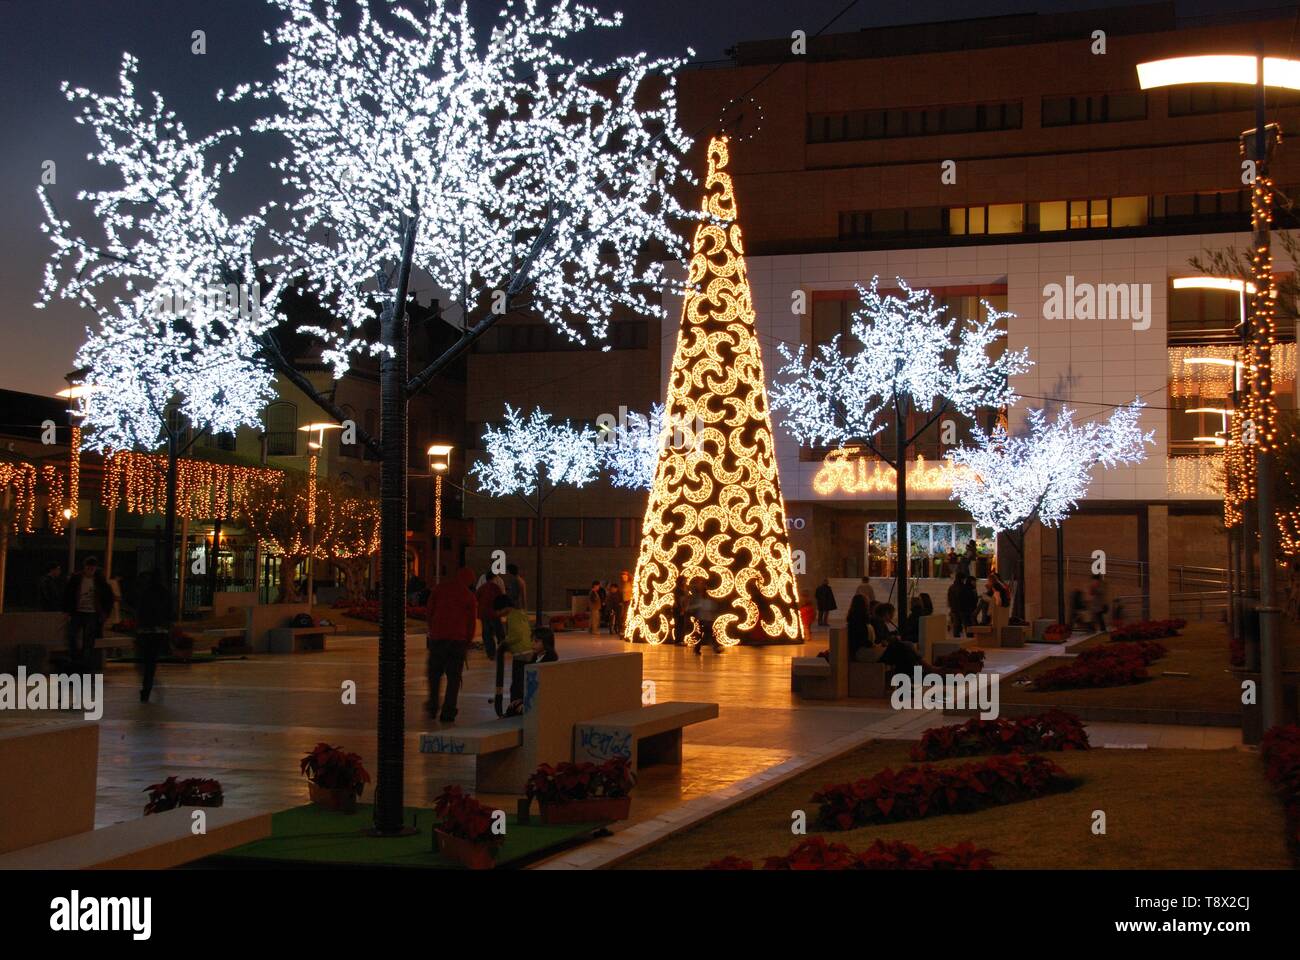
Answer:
[{"xmin": 625, "ymin": 136, "xmax": 804, "ymax": 646}]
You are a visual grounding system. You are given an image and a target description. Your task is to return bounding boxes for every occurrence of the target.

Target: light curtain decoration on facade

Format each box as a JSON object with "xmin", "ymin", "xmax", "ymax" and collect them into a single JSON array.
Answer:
[
  {"xmin": 625, "ymin": 136, "xmax": 804, "ymax": 648},
  {"xmin": 101, "ymin": 452, "xmax": 281, "ymax": 519}
]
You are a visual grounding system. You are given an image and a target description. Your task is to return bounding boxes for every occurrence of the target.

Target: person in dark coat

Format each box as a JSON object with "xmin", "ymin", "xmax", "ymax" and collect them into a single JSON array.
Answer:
[
  {"xmin": 845, "ymin": 594, "xmax": 873, "ymax": 662},
  {"xmin": 63, "ymin": 556, "xmax": 115, "ymax": 667},
  {"xmin": 814, "ymin": 579, "xmax": 836, "ymax": 626},
  {"xmin": 956, "ymin": 575, "xmax": 979, "ymax": 636},
  {"xmin": 134, "ymin": 569, "xmax": 171, "ymax": 703},
  {"xmin": 38, "ymin": 562, "xmax": 65, "ymax": 611}
]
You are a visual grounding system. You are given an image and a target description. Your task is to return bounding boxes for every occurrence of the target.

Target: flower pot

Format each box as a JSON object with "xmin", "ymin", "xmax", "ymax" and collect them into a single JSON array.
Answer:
[
  {"xmin": 308, "ymin": 780, "xmax": 359, "ymax": 813},
  {"xmin": 434, "ymin": 829, "xmax": 497, "ymax": 870},
  {"xmin": 538, "ymin": 795, "xmax": 632, "ymax": 825}
]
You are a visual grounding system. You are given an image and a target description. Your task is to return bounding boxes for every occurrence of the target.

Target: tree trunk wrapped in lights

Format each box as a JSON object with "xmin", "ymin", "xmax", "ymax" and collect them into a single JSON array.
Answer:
[{"xmin": 625, "ymin": 136, "xmax": 803, "ymax": 648}]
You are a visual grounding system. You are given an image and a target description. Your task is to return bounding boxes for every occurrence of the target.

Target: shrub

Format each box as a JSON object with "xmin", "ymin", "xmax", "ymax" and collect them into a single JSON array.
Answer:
[
  {"xmin": 525, "ymin": 757, "xmax": 636, "ymax": 803},
  {"xmin": 1108, "ymin": 619, "xmax": 1185, "ymax": 642},
  {"xmin": 811, "ymin": 754, "xmax": 1069, "ymax": 830},
  {"xmin": 434, "ymin": 785, "xmax": 503, "ymax": 845},
  {"xmin": 708, "ymin": 838, "xmax": 997, "ymax": 870},
  {"xmin": 143, "ymin": 776, "xmax": 223, "ymax": 815},
  {"xmin": 931, "ymin": 648, "xmax": 986, "ymax": 675},
  {"xmin": 300, "ymin": 743, "xmax": 371, "ymax": 796},
  {"xmin": 911, "ymin": 710, "xmax": 1090, "ymax": 761}
]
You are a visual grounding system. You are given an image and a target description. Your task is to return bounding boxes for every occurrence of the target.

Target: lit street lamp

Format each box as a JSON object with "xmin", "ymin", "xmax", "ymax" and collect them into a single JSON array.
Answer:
[
  {"xmin": 299, "ymin": 421, "xmax": 343, "ymax": 607},
  {"xmin": 1142, "ymin": 53, "xmax": 1295, "ymax": 728},
  {"xmin": 427, "ymin": 444, "xmax": 454, "ymax": 585}
]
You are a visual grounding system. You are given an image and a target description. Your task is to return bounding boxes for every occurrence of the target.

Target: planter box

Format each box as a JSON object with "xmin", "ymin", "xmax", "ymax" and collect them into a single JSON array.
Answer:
[
  {"xmin": 307, "ymin": 781, "xmax": 359, "ymax": 813},
  {"xmin": 538, "ymin": 795, "xmax": 631, "ymax": 825},
  {"xmin": 434, "ymin": 829, "xmax": 498, "ymax": 869}
]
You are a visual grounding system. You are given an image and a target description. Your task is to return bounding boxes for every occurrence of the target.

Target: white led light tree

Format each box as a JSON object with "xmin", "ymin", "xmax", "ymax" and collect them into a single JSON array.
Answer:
[
  {"xmin": 946, "ymin": 400, "xmax": 1155, "ymax": 620},
  {"xmin": 600, "ymin": 403, "xmax": 667, "ymax": 491},
  {"xmin": 36, "ymin": 54, "xmax": 280, "ymax": 609},
  {"xmin": 470, "ymin": 405, "xmax": 601, "ymax": 625},
  {"xmin": 771, "ymin": 278, "xmax": 1032, "ymax": 628},
  {"xmin": 232, "ymin": 0, "xmax": 693, "ymax": 834}
]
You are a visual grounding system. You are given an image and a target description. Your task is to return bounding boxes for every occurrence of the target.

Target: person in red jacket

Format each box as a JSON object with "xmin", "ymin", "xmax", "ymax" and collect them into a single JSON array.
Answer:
[{"xmin": 425, "ymin": 566, "xmax": 478, "ymax": 723}]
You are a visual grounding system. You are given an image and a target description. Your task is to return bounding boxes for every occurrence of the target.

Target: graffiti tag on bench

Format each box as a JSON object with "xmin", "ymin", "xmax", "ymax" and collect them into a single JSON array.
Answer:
[
  {"xmin": 420, "ymin": 735, "xmax": 467, "ymax": 754},
  {"xmin": 579, "ymin": 727, "xmax": 633, "ymax": 760}
]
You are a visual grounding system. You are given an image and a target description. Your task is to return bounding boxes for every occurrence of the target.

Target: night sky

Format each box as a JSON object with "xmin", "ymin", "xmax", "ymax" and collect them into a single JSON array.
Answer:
[{"xmin": 0, "ymin": 0, "xmax": 1282, "ymax": 395}]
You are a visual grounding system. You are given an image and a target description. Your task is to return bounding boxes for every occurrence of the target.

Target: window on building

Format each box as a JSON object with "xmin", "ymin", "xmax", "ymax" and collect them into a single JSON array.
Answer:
[
  {"xmin": 474, "ymin": 517, "xmax": 514, "ymax": 546},
  {"xmin": 617, "ymin": 518, "xmax": 638, "ymax": 548},
  {"xmin": 583, "ymin": 517, "xmax": 616, "ymax": 547},
  {"xmin": 264, "ymin": 401, "xmax": 298, "ymax": 457},
  {"xmin": 548, "ymin": 518, "xmax": 581, "ymax": 546},
  {"xmin": 807, "ymin": 98, "xmax": 1022, "ymax": 144},
  {"xmin": 1041, "ymin": 92, "xmax": 1147, "ymax": 126},
  {"xmin": 202, "ymin": 430, "xmax": 236, "ymax": 452},
  {"xmin": 513, "ymin": 517, "xmax": 534, "ymax": 547}
]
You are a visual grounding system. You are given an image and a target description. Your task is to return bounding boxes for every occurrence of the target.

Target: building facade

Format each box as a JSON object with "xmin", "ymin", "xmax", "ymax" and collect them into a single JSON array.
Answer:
[{"xmin": 464, "ymin": 2, "xmax": 1300, "ymax": 618}]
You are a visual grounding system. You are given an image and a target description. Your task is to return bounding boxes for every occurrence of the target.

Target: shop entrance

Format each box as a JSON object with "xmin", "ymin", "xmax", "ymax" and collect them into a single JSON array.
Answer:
[{"xmin": 865, "ymin": 522, "xmax": 996, "ymax": 579}]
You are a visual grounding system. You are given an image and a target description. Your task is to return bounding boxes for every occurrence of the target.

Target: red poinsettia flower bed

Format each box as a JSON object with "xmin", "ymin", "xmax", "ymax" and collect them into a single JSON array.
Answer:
[
  {"xmin": 930, "ymin": 648, "xmax": 986, "ymax": 675},
  {"xmin": 1032, "ymin": 640, "xmax": 1166, "ymax": 691},
  {"xmin": 434, "ymin": 785, "xmax": 503, "ymax": 845},
  {"xmin": 703, "ymin": 837, "xmax": 996, "ymax": 870},
  {"xmin": 524, "ymin": 757, "xmax": 635, "ymax": 803},
  {"xmin": 300, "ymin": 742, "xmax": 371, "ymax": 796},
  {"xmin": 1108, "ymin": 619, "xmax": 1185, "ymax": 642},
  {"xmin": 1042, "ymin": 622, "xmax": 1072, "ymax": 643},
  {"xmin": 1261, "ymin": 725, "xmax": 1300, "ymax": 864},
  {"xmin": 331, "ymin": 599, "xmax": 427, "ymax": 622},
  {"xmin": 811, "ymin": 753, "xmax": 1069, "ymax": 830},
  {"xmin": 910, "ymin": 710, "xmax": 1090, "ymax": 761},
  {"xmin": 143, "ymin": 776, "xmax": 223, "ymax": 815}
]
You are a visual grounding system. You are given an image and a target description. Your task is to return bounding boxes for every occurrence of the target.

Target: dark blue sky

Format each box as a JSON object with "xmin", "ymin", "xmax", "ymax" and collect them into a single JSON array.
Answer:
[{"xmin": 0, "ymin": 0, "xmax": 1281, "ymax": 395}]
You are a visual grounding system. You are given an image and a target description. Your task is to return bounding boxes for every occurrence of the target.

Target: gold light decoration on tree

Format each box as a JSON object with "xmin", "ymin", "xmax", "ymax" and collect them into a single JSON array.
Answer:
[
  {"xmin": 101, "ymin": 451, "xmax": 280, "ymax": 519},
  {"xmin": 625, "ymin": 135, "xmax": 803, "ymax": 647},
  {"xmin": 0, "ymin": 461, "xmax": 38, "ymax": 533}
]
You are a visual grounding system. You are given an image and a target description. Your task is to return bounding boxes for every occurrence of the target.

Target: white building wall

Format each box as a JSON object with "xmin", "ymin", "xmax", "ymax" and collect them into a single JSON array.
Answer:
[{"xmin": 660, "ymin": 230, "xmax": 1293, "ymax": 508}]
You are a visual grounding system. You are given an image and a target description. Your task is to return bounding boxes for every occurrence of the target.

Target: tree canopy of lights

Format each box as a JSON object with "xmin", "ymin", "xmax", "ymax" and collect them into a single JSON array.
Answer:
[
  {"xmin": 470, "ymin": 404, "xmax": 599, "ymax": 623},
  {"xmin": 226, "ymin": 0, "xmax": 696, "ymax": 835},
  {"xmin": 771, "ymin": 277, "xmax": 1032, "ymax": 626},
  {"xmin": 601, "ymin": 403, "xmax": 668, "ymax": 491},
  {"xmin": 625, "ymin": 136, "xmax": 803, "ymax": 648},
  {"xmin": 35, "ymin": 53, "xmax": 284, "ymax": 600},
  {"xmin": 232, "ymin": 0, "xmax": 696, "ymax": 374},
  {"xmin": 947, "ymin": 400, "xmax": 1154, "ymax": 534}
]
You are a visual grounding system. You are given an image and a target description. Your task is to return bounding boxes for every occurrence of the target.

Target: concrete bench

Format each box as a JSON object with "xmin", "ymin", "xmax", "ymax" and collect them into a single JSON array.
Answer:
[
  {"xmin": 848, "ymin": 661, "xmax": 890, "ymax": 698},
  {"xmin": 420, "ymin": 718, "xmax": 524, "ymax": 756},
  {"xmin": 574, "ymin": 701, "xmax": 718, "ymax": 768},
  {"xmin": 267, "ymin": 626, "xmax": 327, "ymax": 653},
  {"xmin": 0, "ymin": 721, "xmax": 99, "ymax": 856},
  {"xmin": 931, "ymin": 636, "xmax": 980, "ymax": 660},
  {"xmin": 791, "ymin": 656, "xmax": 833, "ymax": 698},
  {"xmin": 202, "ymin": 627, "xmax": 249, "ymax": 654},
  {"xmin": 967, "ymin": 603, "xmax": 1009, "ymax": 647},
  {"xmin": 916, "ymin": 613, "xmax": 947, "ymax": 661},
  {"xmin": 0, "ymin": 805, "xmax": 272, "ymax": 870}
]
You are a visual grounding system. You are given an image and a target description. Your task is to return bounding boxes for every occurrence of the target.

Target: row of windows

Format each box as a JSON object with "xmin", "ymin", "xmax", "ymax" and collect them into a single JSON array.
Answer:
[
  {"xmin": 472, "ymin": 319, "xmax": 649, "ymax": 354},
  {"xmin": 837, "ymin": 188, "xmax": 1257, "ymax": 242},
  {"xmin": 808, "ymin": 99, "xmax": 1022, "ymax": 144},
  {"xmin": 1041, "ymin": 92, "xmax": 1146, "ymax": 127},
  {"xmin": 475, "ymin": 517, "xmax": 641, "ymax": 548},
  {"xmin": 809, "ymin": 88, "xmax": 1300, "ymax": 144}
]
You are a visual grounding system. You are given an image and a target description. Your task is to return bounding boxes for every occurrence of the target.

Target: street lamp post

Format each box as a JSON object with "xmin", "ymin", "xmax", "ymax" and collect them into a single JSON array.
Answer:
[
  {"xmin": 427, "ymin": 444, "xmax": 454, "ymax": 585},
  {"xmin": 1140, "ymin": 53, "xmax": 1294, "ymax": 727},
  {"xmin": 299, "ymin": 422, "xmax": 342, "ymax": 608}
]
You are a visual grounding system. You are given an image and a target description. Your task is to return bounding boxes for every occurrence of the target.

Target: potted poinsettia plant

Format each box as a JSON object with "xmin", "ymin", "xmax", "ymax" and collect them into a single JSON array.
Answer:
[
  {"xmin": 300, "ymin": 742, "xmax": 371, "ymax": 813},
  {"xmin": 524, "ymin": 756, "xmax": 636, "ymax": 825},
  {"xmin": 433, "ymin": 785, "xmax": 503, "ymax": 870},
  {"xmin": 143, "ymin": 776, "xmax": 223, "ymax": 815}
]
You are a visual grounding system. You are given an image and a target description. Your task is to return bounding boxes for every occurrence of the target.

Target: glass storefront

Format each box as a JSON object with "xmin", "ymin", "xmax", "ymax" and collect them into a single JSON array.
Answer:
[{"xmin": 865, "ymin": 522, "xmax": 996, "ymax": 578}]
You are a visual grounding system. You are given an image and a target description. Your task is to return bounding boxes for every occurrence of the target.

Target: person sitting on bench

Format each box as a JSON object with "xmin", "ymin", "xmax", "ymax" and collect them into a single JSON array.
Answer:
[
  {"xmin": 504, "ymin": 627, "xmax": 558, "ymax": 716},
  {"xmin": 846, "ymin": 594, "xmax": 873, "ymax": 663},
  {"xmin": 869, "ymin": 602, "xmax": 900, "ymax": 644},
  {"xmin": 493, "ymin": 594, "xmax": 533, "ymax": 704}
]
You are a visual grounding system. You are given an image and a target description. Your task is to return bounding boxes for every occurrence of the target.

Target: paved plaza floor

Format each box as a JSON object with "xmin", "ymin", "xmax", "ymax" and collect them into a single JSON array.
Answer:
[{"xmin": 0, "ymin": 623, "xmax": 1242, "ymax": 865}]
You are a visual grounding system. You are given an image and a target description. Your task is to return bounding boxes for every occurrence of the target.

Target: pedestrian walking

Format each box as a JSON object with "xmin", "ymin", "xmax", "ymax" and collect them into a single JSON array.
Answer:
[{"xmin": 424, "ymin": 567, "xmax": 477, "ymax": 723}]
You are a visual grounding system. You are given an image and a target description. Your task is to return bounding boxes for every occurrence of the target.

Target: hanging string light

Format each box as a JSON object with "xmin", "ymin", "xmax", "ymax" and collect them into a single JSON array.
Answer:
[{"xmin": 0, "ymin": 461, "xmax": 39, "ymax": 534}]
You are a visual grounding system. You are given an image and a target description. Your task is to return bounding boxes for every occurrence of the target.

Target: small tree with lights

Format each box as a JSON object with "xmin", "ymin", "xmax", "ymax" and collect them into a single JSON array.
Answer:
[
  {"xmin": 36, "ymin": 56, "xmax": 280, "ymax": 611},
  {"xmin": 771, "ymin": 278, "xmax": 1032, "ymax": 631},
  {"xmin": 470, "ymin": 405, "xmax": 600, "ymax": 625},
  {"xmin": 946, "ymin": 400, "xmax": 1154, "ymax": 621}
]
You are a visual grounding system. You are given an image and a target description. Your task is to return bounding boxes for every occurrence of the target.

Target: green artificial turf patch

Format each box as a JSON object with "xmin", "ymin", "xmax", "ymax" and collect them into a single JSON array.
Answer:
[{"xmin": 211, "ymin": 803, "xmax": 598, "ymax": 869}]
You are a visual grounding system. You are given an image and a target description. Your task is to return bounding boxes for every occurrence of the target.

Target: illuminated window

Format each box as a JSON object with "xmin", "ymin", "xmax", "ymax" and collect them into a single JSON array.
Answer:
[
  {"xmin": 1038, "ymin": 200, "xmax": 1067, "ymax": 231},
  {"xmin": 1111, "ymin": 196, "xmax": 1148, "ymax": 227},
  {"xmin": 987, "ymin": 203, "xmax": 1024, "ymax": 234},
  {"xmin": 968, "ymin": 206, "xmax": 986, "ymax": 234}
]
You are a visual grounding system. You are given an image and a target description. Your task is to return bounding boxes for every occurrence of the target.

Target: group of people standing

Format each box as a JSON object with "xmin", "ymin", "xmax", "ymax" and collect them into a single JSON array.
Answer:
[
  {"xmin": 586, "ymin": 571, "xmax": 633, "ymax": 636},
  {"xmin": 424, "ymin": 563, "xmax": 556, "ymax": 724}
]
